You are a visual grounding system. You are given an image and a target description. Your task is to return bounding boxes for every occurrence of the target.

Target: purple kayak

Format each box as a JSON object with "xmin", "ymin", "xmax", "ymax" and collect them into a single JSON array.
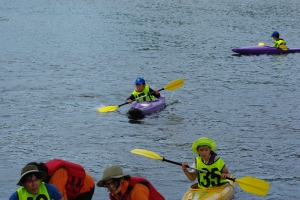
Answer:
[
  {"xmin": 127, "ymin": 95, "xmax": 166, "ymax": 119},
  {"xmin": 232, "ymin": 46, "xmax": 300, "ymax": 55}
]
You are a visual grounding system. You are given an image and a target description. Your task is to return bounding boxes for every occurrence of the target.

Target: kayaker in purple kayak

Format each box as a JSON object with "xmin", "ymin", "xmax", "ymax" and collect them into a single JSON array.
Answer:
[
  {"xmin": 231, "ymin": 31, "xmax": 300, "ymax": 55},
  {"xmin": 126, "ymin": 78, "xmax": 160, "ymax": 103},
  {"xmin": 271, "ymin": 31, "xmax": 287, "ymax": 50}
]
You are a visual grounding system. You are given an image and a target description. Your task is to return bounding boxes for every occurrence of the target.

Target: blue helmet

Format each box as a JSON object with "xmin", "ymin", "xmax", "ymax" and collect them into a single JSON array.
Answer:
[
  {"xmin": 271, "ymin": 31, "xmax": 279, "ymax": 37},
  {"xmin": 135, "ymin": 78, "xmax": 145, "ymax": 85}
]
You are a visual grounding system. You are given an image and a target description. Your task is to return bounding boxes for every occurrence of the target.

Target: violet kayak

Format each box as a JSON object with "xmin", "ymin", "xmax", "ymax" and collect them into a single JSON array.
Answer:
[
  {"xmin": 232, "ymin": 46, "xmax": 300, "ymax": 55},
  {"xmin": 127, "ymin": 94, "xmax": 166, "ymax": 119}
]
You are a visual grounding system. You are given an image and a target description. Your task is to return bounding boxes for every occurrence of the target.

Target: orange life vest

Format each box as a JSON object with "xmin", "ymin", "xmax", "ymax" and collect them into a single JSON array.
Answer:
[
  {"xmin": 45, "ymin": 159, "xmax": 85, "ymax": 199},
  {"xmin": 109, "ymin": 176, "xmax": 165, "ymax": 200}
]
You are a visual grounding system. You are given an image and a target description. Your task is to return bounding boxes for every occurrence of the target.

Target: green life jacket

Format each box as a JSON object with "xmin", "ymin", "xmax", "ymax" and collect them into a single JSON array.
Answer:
[
  {"xmin": 274, "ymin": 38, "xmax": 287, "ymax": 50},
  {"xmin": 17, "ymin": 182, "xmax": 51, "ymax": 200},
  {"xmin": 195, "ymin": 156, "xmax": 229, "ymax": 188},
  {"xmin": 132, "ymin": 85, "xmax": 155, "ymax": 102}
]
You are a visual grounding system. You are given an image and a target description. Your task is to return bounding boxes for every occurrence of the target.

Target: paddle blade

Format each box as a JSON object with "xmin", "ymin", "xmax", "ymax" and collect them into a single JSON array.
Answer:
[
  {"xmin": 97, "ymin": 106, "xmax": 119, "ymax": 113},
  {"xmin": 235, "ymin": 176, "xmax": 270, "ymax": 196},
  {"xmin": 131, "ymin": 149, "xmax": 163, "ymax": 161},
  {"xmin": 164, "ymin": 78, "xmax": 184, "ymax": 91}
]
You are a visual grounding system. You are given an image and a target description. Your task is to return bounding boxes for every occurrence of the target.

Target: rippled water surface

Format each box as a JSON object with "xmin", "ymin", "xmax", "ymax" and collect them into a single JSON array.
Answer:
[{"xmin": 1, "ymin": 0, "xmax": 300, "ymax": 199}]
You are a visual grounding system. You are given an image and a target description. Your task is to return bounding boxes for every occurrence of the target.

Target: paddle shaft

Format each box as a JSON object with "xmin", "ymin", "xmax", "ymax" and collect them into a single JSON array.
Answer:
[
  {"xmin": 226, "ymin": 177, "xmax": 235, "ymax": 181},
  {"xmin": 163, "ymin": 158, "xmax": 207, "ymax": 173},
  {"xmin": 117, "ymin": 102, "xmax": 129, "ymax": 107}
]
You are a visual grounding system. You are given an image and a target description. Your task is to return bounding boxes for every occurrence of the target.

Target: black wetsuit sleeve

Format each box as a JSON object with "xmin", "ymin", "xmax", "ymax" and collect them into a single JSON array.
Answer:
[{"xmin": 126, "ymin": 94, "xmax": 135, "ymax": 101}]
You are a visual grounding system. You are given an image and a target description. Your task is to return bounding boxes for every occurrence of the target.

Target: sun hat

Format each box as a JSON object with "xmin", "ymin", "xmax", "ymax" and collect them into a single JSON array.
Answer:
[
  {"xmin": 17, "ymin": 165, "xmax": 47, "ymax": 186},
  {"xmin": 135, "ymin": 78, "xmax": 145, "ymax": 85},
  {"xmin": 271, "ymin": 31, "xmax": 279, "ymax": 37},
  {"xmin": 191, "ymin": 137, "xmax": 217, "ymax": 154},
  {"xmin": 97, "ymin": 166, "xmax": 130, "ymax": 187}
]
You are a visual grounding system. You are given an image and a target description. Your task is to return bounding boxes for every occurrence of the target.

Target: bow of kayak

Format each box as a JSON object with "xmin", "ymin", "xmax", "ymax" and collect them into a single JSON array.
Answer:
[
  {"xmin": 127, "ymin": 94, "xmax": 166, "ymax": 119},
  {"xmin": 182, "ymin": 178, "xmax": 236, "ymax": 200}
]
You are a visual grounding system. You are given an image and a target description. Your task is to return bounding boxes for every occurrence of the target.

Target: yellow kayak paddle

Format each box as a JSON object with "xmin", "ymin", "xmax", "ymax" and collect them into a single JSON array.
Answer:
[
  {"xmin": 98, "ymin": 78, "xmax": 184, "ymax": 113},
  {"xmin": 131, "ymin": 148, "xmax": 207, "ymax": 172},
  {"xmin": 130, "ymin": 148, "xmax": 270, "ymax": 197}
]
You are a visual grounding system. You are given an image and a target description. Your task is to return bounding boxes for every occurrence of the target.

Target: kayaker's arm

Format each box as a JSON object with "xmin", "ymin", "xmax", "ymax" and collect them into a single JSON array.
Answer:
[
  {"xmin": 220, "ymin": 166, "xmax": 230, "ymax": 179},
  {"xmin": 149, "ymin": 88, "xmax": 160, "ymax": 98},
  {"xmin": 182, "ymin": 162, "xmax": 197, "ymax": 182},
  {"xmin": 126, "ymin": 94, "xmax": 135, "ymax": 103}
]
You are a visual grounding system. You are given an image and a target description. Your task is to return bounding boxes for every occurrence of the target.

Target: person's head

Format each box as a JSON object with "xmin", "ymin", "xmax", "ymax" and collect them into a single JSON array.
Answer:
[
  {"xmin": 191, "ymin": 137, "xmax": 217, "ymax": 160},
  {"xmin": 271, "ymin": 31, "xmax": 280, "ymax": 39},
  {"xmin": 135, "ymin": 78, "xmax": 146, "ymax": 92},
  {"xmin": 17, "ymin": 165, "xmax": 47, "ymax": 195},
  {"xmin": 26, "ymin": 162, "xmax": 50, "ymax": 183},
  {"xmin": 97, "ymin": 165, "xmax": 131, "ymax": 194}
]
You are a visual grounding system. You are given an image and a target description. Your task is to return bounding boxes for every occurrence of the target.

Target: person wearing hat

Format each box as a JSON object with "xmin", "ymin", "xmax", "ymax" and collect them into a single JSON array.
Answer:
[
  {"xmin": 97, "ymin": 165, "xmax": 165, "ymax": 200},
  {"xmin": 126, "ymin": 78, "xmax": 160, "ymax": 103},
  {"xmin": 9, "ymin": 165, "xmax": 64, "ymax": 200},
  {"xmin": 181, "ymin": 137, "xmax": 230, "ymax": 188},
  {"xmin": 27, "ymin": 159, "xmax": 95, "ymax": 200},
  {"xmin": 271, "ymin": 31, "xmax": 287, "ymax": 50}
]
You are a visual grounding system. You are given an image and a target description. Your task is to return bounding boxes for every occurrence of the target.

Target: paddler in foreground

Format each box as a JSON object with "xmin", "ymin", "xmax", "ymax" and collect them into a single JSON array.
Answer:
[
  {"xmin": 182, "ymin": 137, "xmax": 230, "ymax": 188},
  {"xmin": 9, "ymin": 165, "xmax": 64, "ymax": 200},
  {"xmin": 97, "ymin": 165, "xmax": 165, "ymax": 200},
  {"xmin": 27, "ymin": 159, "xmax": 95, "ymax": 200}
]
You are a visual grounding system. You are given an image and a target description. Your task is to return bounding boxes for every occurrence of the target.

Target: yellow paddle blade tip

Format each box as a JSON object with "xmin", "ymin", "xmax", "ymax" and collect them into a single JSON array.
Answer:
[
  {"xmin": 258, "ymin": 42, "xmax": 265, "ymax": 46},
  {"xmin": 131, "ymin": 149, "xmax": 149, "ymax": 155},
  {"xmin": 131, "ymin": 149, "xmax": 163, "ymax": 160},
  {"xmin": 97, "ymin": 106, "xmax": 118, "ymax": 113},
  {"xmin": 165, "ymin": 78, "xmax": 184, "ymax": 90}
]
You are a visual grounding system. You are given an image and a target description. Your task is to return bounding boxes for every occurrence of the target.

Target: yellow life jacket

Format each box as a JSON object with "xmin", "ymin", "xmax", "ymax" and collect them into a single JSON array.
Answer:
[
  {"xmin": 274, "ymin": 38, "xmax": 287, "ymax": 50},
  {"xmin": 132, "ymin": 85, "xmax": 155, "ymax": 102},
  {"xmin": 195, "ymin": 156, "xmax": 229, "ymax": 188},
  {"xmin": 17, "ymin": 182, "xmax": 51, "ymax": 200}
]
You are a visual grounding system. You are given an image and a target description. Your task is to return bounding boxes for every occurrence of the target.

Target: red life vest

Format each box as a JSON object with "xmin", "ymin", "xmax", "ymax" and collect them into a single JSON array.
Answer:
[
  {"xmin": 45, "ymin": 159, "xmax": 86, "ymax": 200},
  {"xmin": 109, "ymin": 176, "xmax": 165, "ymax": 200}
]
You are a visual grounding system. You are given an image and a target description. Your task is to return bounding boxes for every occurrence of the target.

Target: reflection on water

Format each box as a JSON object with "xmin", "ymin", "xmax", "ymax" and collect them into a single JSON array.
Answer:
[{"xmin": 128, "ymin": 119, "xmax": 145, "ymax": 124}]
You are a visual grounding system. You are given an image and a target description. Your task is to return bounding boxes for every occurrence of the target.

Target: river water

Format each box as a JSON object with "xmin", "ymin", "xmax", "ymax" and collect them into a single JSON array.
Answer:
[{"xmin": 1, "ymin": 0, "xmax": 299, "ymax": 199}]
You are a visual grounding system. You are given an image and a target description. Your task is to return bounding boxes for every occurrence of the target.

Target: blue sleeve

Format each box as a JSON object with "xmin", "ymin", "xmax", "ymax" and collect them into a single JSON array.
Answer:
[
  {"xmin": 9, "ymin": 192, "xmax": 18, "ymax": 200},
  {"xmin": 45, "ymin": 183, "xmax": 63, "ymax": 200}
]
